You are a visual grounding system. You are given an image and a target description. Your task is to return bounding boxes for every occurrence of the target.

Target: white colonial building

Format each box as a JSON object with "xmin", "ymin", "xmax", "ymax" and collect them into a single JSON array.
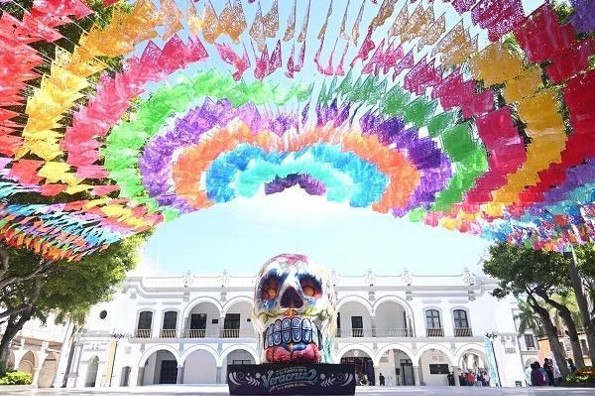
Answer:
[{"xmin": 58, "ymin": 267, "xmax": 539, "ymax": 388}]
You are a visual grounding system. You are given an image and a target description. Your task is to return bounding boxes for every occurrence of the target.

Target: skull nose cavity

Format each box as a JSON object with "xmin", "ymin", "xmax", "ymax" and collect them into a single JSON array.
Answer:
[{"xmin": 280, "ymin": 286, "xmax": 303, "ymax": 308}]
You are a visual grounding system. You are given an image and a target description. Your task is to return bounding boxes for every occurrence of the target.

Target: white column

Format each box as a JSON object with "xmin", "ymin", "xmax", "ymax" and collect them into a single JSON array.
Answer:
[
  {"xmin": 413, "ymin": 366, "xmax": 421, "ymax": 386},
  {"xmin": 53, "ymin": 319, "xmax": 74, "ymax": 388},
  {"xmin": 453, "ymin": 366, "xmax": 461, "ymax": 387},
  {"xmin": 176, "ymin": 365, "xmax": 185, "ymax": 384}
]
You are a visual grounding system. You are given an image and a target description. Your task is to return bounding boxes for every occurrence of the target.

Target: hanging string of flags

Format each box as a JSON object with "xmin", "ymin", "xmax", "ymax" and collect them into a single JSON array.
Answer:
[{"xmin": 1, "ymin": 0, "xmax": 595, "ymax": 260}]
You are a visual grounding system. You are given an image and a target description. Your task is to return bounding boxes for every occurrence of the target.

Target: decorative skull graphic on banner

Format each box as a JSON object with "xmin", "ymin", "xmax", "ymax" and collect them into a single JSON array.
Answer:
[{"xmin": 252, "ymin": 254, "xmax": 337, "ymax": 363}]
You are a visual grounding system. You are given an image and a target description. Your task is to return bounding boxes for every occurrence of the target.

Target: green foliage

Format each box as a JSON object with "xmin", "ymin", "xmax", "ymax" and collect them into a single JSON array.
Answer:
[
  {"xmin": 0, "ymin": 371, "xmax": 33, "ymax": 385},
  {"xmin": 483, "ymin": 242, "xmax": 571, "ymax": 298},
  {"xmin": 514, "ymin": 299, "xmax": 544, "ymax": 336},
  {"xmin": 1, "ymin": 233, "xmax": 146, "ymax": 326},
  {"xmin": 566, "ymin": 367, "xmax": 595, "ymax": 383}
]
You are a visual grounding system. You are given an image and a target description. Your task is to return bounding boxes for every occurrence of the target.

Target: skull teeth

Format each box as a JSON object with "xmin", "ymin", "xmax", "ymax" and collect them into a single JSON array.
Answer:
[{"xmin": 263, "ymin": 318, "xmax": 320, "ymax": 348}]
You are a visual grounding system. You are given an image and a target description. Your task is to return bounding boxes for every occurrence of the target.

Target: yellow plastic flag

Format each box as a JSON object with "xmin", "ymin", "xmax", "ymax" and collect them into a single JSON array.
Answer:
[
  {"xmin": 351, "ymin": 0, "xmax": 365, "ymax": 45},
  {"xmin": 502, "ymin": 66, "xmax": 542, "ymax": 103},
  {"xmin": 37, "ymin": 162, "xmax": 77, "ymax": 184},
  {"xmin": 263, "ymin": 0, "xmax": 279, "ymax": 39},
  {"xmin": 418, "ymin": 12, "xmax": 444, "ymax": 51},
  {"xmin": 470, "ymin": 42, "xmax": 523, "ymax": 86},
  {"xmin": 318, "ymin": 0, "xmax": 333, "ymax": 40},
  {"xmin": 297, "ymin": 0, "xmax": 311, "ymax": 43},
  {"xmin": 250, "ymin": 2, "xmax": 266, "ymax": 51},
  {"xmin": 218, "ymin": 0, "xmax": 247, "ymax": 43},
  {"xmin": 389, "ymin": 3, "xmax": 408, "ymax": 38},
  {"xmin": 188, "ymin": 1, "xmax": 203, "ymax": 36},
  {"xmin": 160, "ymin": 0, "xmax": 184, "ymax": 41},
  {"xmin": 202, "ymin": 0, "xmax": 220, "ymax": 44},
  {"xmin": 371, "ymin": 0, "xmax": 398, "ymax": 30}
]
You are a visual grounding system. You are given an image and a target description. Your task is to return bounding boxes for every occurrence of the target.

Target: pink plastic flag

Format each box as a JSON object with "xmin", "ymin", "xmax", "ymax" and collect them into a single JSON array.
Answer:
[
  {"xmin": 215, "ymin": 42, "xmax": 251, "ymax": 81},
  {"xmin": 334, "ymin": 42, "xmax": 350, "ymax": 76},
  {"xmin": 350, "ymin": 27, "xmax": 375, "ymax": 67},
  {"xmin": 392, "ymin": 49, "xmax": 414, "ymax": 81}
]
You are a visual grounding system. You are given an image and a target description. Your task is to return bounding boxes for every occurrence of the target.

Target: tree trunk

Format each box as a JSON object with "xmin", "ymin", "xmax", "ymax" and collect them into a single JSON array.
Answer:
[
  {"xmin": 527, "ymin": 294, "xmax": 569, "ymax": 377},
  {"xmin": 569, "ymin": 248, "xmax": 595, "ymax": 364},
  {"xmin": 538, "ymin": 291, "xmax": 585, "ymax": 369},
  {"xmin": 0, "ymin": 308, "xmax": 33, "ymax": 374}
]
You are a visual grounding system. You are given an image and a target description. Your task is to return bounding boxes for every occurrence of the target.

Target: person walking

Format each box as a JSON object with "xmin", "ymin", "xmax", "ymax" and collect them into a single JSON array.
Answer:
[
  {"xmin": 379, "ymin": 373, "xmax": 385, "ymax": 386},
  {"xmin": 531, "ymin": 362, "xmax": 548, "ymax": 386},
  {"xmin": 483, "ymin": 371, "xmax": 490, "ymax": 387},
  {"xmin": 447, "ymin": 372, "xmax": 455, "ymax": 386},
  {"xmin": 525, "ymin": 365, "xmax": 533, "ymax": 386},
  {"xmin": 543, "ymin": 358, "xmax": 555, "ymax": 386},
  {"xmin": 567, "ymin": 358, "xmax": 577, "ymax": 373}
]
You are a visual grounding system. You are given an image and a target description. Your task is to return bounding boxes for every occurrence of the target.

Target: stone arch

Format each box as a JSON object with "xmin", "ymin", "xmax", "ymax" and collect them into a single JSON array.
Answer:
[
  {"xmin": 37, "ymin": 351, "xmax": 59, "ymax": 388},
  {"xmin": 17, "ymin": 350, "xmax": 37, "ymax": 375},
  {"xmin": 373, "ymin": 295, "xmax": 414, "ymax": 320},
  {"xmin": 180, "ymin": 344, "xmax": 219, "ymax": 364},
  {"xmin": 413, "ymin": 343, "xmax": 455, "ymax": 364},
  {"xmin": 377, "ymin": 344, "xmax": 415, "ymax": 364},
  {"xmin": 338, "ymin": 346, "xmax": 377, "ymax": 386},
  {"xmin": 138, "ymin": 345, "xmax": 182, "ymax": 367},
  {"xmin": 183, "ymin": 347, "xmax": 218, "ymax": 384},
  {"xmin": 181, "ymin": 296, "xmax": 223, "ymax": 319},
  {"xmin": 218, "ymin": 345, "xmax": 259, "ymax": 366},
  {"xmin": 337, "ymin": 345, "xmax": 377, "ymax": 364},
  {"xmin": 223, "ymin": 296, "xmax": 254, "ymax": 314},
  {"xmin": 376, "ymin": 345, "xmax": 416, "ymax": 386},
  {"xmin": 336, "ymin": 295, "xmax": 372, "ymax": 312},
  {"xmin": 373, "ymin": 296, "xmax": 416, "ymax": 337},
  {"xmin": 453, "ymin": 344, "xmax": 488, "ymax": 365}
]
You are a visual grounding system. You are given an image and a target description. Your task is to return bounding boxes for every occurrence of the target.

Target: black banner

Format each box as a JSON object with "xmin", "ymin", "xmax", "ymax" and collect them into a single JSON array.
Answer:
[{"xmin": 227, "ymin": 363, "xmax": 356, "ymax": 395}]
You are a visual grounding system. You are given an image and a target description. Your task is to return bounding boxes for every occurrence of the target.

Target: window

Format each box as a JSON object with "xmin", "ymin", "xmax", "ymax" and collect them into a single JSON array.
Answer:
[
  {"xmin": 136, "ymin": 311, "xmax": 153, "ymax": 338},
  {"xmin": 351, "ymin": 316, "xmax": 363, "ymax": 337},
  {"xmin": 581, "ymin": 339, "xmax": 588, "ymax": 355},
  {"xmin": 425, "ymin": 310, "xmax": 441, "ymax": 328},
  {"xmin": 337, "ymin": 312, "xmax": 341, "ymax": 337},
  {"xmin": 161, "ymin": 311, "xmax": 177, "ymax": 338},
  {"xmin": 453, "ymin": 310, "xmax": 469, "ymax": 328},
  {"xmin": 99, "ymin": 310, "xmax": 107, "ymax": 320},
  {"xmin": 163, "ymin": 311, "xmax": 177, "ymax": 329},
  {"xmin": 425, "ymin": 309, "xmax": 443, "ymax": 337},
  {"xmin": 224, "ymin": 313, "xmax": 241, "ymax": 337},
  {"xmin": 524, "ymin": 334, "xmax": 536, "ymax": 350},
  {"xmin": 453, "ymin": 309, "xmax": 471, "ymax": 336}
]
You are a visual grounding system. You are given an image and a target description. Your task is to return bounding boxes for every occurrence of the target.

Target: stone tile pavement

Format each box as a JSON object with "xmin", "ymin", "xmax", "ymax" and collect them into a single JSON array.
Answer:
[{"xmin": 0, "ymin": 385, "xmax": 593, "ymax": 395}]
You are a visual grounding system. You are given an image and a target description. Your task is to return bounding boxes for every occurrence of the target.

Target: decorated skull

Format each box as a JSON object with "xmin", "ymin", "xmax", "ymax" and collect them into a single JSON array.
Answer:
[{"xmin": 252, "ymin": 254, "xmax": 337, "ymax": 364}]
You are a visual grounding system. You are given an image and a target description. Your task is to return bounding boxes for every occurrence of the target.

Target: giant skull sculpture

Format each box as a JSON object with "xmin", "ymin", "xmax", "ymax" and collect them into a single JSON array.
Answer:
[{"xmin": 252, "ymin": 254, "xmax": 337, "ymax": 363}]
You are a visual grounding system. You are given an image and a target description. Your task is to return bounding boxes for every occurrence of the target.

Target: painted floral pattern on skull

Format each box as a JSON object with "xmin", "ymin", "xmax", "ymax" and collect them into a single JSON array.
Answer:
[{"xmin": 252, "ymin": 254, "xmax": 337, "ymax": 363}]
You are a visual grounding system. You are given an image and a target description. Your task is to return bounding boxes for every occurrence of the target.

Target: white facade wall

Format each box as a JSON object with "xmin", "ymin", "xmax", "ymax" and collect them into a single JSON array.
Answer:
[{"xmin": 59, "ymin": 269, "xmax": 538, "ymax": 388}]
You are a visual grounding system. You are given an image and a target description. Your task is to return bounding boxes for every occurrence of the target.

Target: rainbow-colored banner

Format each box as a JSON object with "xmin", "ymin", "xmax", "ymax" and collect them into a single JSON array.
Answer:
[{"xmin": 1, "ymin": 0, "xmax": 594, "ymax": 260}]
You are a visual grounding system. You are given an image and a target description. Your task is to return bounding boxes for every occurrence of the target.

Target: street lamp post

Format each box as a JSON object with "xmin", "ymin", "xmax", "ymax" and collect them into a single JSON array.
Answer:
[
  {"xmin": 485, "ymin": 332, "xmax": 502, "ymax": 387},
  {"xmin": 109, "ymin": 333, "xmax": 125, "ymax": 387}
]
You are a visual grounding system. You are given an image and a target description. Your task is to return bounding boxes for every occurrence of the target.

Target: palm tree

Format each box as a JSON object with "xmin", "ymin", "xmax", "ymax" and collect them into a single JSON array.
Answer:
[{"xmin": 515, "ymin": 298, "xmax": 544, "ymax": 336}]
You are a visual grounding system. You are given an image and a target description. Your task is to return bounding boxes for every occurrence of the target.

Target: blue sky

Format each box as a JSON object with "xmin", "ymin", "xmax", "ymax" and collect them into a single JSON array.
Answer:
[{"xmin": 137, "ymin": 0, "xmax": 544, "ymax": 276}]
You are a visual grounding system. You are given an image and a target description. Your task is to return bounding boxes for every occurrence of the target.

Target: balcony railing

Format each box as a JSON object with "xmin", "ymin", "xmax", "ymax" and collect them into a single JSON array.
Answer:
[
  {"xmin": 134, "ymin": 329, "xmax": 152, "ymax": 338},
  {"xmin": 454, "ymin": 327, "xmax": 473, "ymax": 337},
  {"xmin": 426, "ymin": 328, "xmax": 444, "ymax": 337},
  {"xmin": 336, "ymin": 328, "xmax": 413, "ymax": 338},
  {"xmin": 160, "ymin": 329, "xmax": 177, "ymax": 338},
  {"xmin": 375, "ymin": 328, "xmax": 414, "ymax": 337}
]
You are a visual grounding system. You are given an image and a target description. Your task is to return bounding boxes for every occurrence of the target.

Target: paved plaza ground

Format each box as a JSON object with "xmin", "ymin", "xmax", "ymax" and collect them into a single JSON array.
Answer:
[{"xmin": 1, "ymin": 386, "xmax": 594, "ymax": 396}]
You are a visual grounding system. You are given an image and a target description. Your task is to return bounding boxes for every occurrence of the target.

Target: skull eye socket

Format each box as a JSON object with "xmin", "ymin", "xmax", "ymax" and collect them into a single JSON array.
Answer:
[
  {"xmin": 260, "ymin": 276, "xmax": 280, "ymax": 300},
  {"xmin": 300, "ymin": 275, "xmax": 322, "ymax": 298}
]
